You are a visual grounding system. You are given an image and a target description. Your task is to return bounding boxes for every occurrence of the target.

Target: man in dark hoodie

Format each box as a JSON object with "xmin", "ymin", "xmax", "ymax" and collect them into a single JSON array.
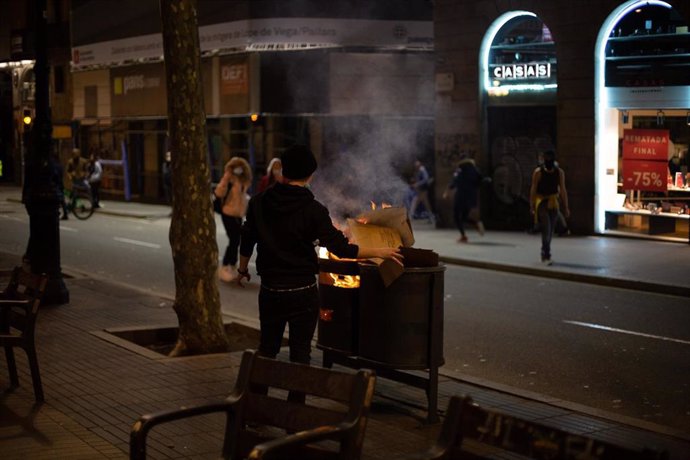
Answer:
[{"xmin": 237, "ymin": 144, "xmax": 402, "ymax": 366}]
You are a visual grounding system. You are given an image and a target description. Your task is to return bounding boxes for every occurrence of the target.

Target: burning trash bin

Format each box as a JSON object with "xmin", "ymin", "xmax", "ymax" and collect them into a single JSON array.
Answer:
[{"xmin": 316, "ymin": 206, "xmax": 445, "ymax": 422}]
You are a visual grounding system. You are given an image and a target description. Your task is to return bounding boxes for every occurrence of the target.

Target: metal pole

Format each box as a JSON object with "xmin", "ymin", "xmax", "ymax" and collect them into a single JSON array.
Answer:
[{"xmin": 23, "ymin": 0, "xmax": 69, "ymax": 304}]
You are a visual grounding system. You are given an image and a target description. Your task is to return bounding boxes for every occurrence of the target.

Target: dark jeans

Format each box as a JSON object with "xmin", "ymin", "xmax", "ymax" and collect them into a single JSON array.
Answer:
[
  {"xmin": 90, "ymin": 180, "xmax": 101, "ymax": 206},
  {"xmin": 453, "ymin": 201, "xmax": 472, "ymax": 236},
  {"xmin": 537, "ymin": 203, "xmax": 558, "ymax": 259},
  {"xmin": 258, "ymin": 284, "xmax": 319, "ymax": 365},
  {"xmin": 220, "ymin": 215, "xmax": 242, "ymax": 266}
]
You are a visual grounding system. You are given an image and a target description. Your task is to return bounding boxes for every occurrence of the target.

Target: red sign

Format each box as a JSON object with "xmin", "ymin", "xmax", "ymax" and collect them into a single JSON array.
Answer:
[
  {"xmin": 622, "ymin": 129, "xmax": 669, "ymax": 161},
  {"xmin": 221, "ymin": 63, "xmax": 248, "ymax": 96},
  {"xmin": 622, "ymin": 160, "xmax": 667, "ymax": 192}
]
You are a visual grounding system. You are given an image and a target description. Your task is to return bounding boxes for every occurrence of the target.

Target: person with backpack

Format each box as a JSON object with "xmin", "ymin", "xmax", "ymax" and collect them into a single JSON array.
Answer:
[{"xmin": 530, "ymin": 150, "xmax": 570, "ymax": 265}]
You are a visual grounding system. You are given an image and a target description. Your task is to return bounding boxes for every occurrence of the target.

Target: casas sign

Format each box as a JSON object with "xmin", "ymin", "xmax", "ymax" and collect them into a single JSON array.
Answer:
[{"xmin": 492, "ymin": 63, "xmax": 551, "ymax": 80}]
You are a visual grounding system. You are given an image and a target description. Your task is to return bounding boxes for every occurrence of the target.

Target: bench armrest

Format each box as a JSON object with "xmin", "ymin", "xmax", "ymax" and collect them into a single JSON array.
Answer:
[
  {"xmin": 248, "ymin": 422, "xmax": 354, "ymax": 459},
  {"xmin": 130, "ymin": 395, "xmax": 241, "ymax": 460},
  {"xmin": 0, "ymin": 298, "xmax": 30, "ymax": 331}
]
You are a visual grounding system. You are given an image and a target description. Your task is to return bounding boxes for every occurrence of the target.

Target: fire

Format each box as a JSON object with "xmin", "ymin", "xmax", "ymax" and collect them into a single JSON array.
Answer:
[
  {"xmin": 370, "ymin": 202, "xmax": 393, "ymax": 210},
  {"xmin": 328, "ymin": 272, "xmax": 360, "ymax": 289}
]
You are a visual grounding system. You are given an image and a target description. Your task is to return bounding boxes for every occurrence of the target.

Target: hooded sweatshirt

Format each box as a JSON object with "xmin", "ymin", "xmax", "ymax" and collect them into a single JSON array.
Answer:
[{"xmin": 240, "ymin": 182, "xmax": 359, "ymax": 287}]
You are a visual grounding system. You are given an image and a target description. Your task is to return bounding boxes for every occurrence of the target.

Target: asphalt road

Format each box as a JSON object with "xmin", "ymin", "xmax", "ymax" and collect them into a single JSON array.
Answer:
[{"xmin": 1, "ymin": 202, "xmax": 688, "ymax": 433}]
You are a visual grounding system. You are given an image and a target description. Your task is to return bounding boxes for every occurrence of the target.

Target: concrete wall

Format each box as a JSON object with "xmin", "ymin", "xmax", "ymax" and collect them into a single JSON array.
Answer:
[{"xmin": 434, "ymin": 0, "xmax": 690, "ymax": 234}]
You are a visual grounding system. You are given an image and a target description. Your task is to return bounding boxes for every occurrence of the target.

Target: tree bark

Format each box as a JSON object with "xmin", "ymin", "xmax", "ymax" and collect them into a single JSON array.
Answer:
[{"xmin": 160, "ymin": 0, "xmax": 228, "ymax": 355}]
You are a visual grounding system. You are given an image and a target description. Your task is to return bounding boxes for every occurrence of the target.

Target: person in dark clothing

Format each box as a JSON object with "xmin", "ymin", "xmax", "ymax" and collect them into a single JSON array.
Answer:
[
  {"xmin": 162, "ymin": 151, "xmax": 172, "ymax": 204},
  {"xmin": 529, "ymin": 150, "xmax": 570, "ymax": 265},
  {"xmin": 237, "ymin": 144, "xmax": 402, "ymax": 366},
  {"xmin": 52, "ymin": 151, "xmax": 69, "ymax": 219},
  {"xmin": 443, "ymin": 156, "xmax": 485, "ymax": 243}
]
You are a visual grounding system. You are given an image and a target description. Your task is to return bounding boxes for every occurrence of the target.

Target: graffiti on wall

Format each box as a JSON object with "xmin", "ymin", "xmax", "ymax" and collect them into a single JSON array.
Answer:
[
  {"xmin": 490, "ymin": 135, "xmax": 554, "ymax": 205},
  {"xmin": 436, "ymin": 132, "xmax": 480, "ymax": 168}
]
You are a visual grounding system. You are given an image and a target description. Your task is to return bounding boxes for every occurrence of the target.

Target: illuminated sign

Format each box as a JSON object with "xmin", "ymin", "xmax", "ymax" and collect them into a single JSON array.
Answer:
[
  {"xmin": 492, "ymin": 63, "xmax": 551, "ymax": 80},
  {"xmin": 622, "ymin": 129, "xmax": 668, "ymax": 161}
]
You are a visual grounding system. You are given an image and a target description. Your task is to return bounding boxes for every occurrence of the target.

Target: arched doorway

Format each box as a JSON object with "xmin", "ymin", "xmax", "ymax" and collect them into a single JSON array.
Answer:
[
  {"xmin": 479, "ymin": 11, "xmax": 558, "ymax": 230},
  {"xmin": 595, "ymin": 1, "xmax": 690, "ymax": 241}
]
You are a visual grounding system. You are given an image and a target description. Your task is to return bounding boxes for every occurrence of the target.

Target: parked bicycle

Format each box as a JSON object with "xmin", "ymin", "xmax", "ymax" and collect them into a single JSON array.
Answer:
[{"xmin": 61, "ymin": 180, "xmax": 95, "ymax": 220}]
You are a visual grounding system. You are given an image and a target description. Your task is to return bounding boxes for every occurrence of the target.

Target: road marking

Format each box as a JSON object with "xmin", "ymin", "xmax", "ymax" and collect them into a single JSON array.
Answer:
[
  {"xmin": 113, "ymin": 237, "xmax": 161, "ymax": 249},
  {"xmin": 564, "ymin": 320, "xmax": 690, "ymax": 346},
  {"xmin": 60, "ymin": 226, "xmax": 78, "ymax": 232}
]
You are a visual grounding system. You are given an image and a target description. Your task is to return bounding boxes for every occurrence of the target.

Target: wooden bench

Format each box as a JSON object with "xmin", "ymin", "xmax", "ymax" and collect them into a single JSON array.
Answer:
[
  {"xmin": 401, "ymin": 395, "xmax": 668, "ymax": 460},
  {"xmin": 130, "ymin": 350, "xmax": 376, "ymax": 460},
  {"xmin": 0, "ymin": 266, "xmax": 49, "ymax": 402}
]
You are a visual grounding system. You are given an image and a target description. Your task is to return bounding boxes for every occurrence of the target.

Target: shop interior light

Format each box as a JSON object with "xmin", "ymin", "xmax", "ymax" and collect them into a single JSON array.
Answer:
[{"xmin": 656, "ymin": 110, "xmax": 665, "ymax": 126}]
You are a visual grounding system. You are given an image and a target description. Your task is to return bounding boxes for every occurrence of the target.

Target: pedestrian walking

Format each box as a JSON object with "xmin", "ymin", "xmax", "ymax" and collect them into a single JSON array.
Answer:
[
  {"xmin": 443, "ymin": 155, "xmax": 485, "ymax": 243},
  {"xmin": 257, "ymin": 157, "xmax": 282, "ymax": 193},
  {"xmin": 162, "ymin": 151, "xmax": 172, "ymax": 204},
  {"xmin": 409, "ymin": 159, "xmax": 436, "ymax": 224},
  {"xmin": 236, "ymin": 144, "xmax": 402, "ymax": 370},
  {"xmin": 215, "ymin": 157, "xmax": 252, "ymax": 282},
  {"xmin": 529, "ymin": 150, "xmax": 570, "ymax": 265},
  {"xmin": 87, "ymin": 152, "xmax": 103, "ymax": 208},
  {"xmin": 51, "ymin": 151, "xmax": 70, "ymax": 219}
]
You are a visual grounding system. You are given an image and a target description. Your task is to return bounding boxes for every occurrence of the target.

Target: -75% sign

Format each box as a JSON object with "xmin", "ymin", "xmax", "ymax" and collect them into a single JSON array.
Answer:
[{"xmin": 622, "ymin": 160, "xmax": 667, "ymax": 192}]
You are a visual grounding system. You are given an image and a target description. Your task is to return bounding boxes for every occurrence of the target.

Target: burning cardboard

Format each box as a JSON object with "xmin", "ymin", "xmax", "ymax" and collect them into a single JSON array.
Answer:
[
  {"xmin": 355, "ymin": 206, "xmax": 414, "ymax": 247},
  {"xmin": 346, "ymin": 206, "xmax": 437, "ymax": 287}
]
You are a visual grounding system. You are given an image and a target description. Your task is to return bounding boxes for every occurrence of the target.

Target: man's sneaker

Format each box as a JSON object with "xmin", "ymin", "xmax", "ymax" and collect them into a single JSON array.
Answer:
[
  {"xmin": 541, "ymin": 257, "xmax": 553, "ymax": 266},
  {"xmin": 457, "ymin": 235, "xmax": 468, "ymax": 243},
  {"xmin": 218, "ymin": 265, "xmax": 237, "ymax": 282},
  {"xmin": 476, "ymin": 221, "xmax": 485, "ymax": 236}
]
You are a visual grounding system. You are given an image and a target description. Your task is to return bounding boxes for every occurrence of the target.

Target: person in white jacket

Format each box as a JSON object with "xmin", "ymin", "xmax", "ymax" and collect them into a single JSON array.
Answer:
[{"xmin": 87, "ymin": 152, "xmax": 103, "ymax": 208}]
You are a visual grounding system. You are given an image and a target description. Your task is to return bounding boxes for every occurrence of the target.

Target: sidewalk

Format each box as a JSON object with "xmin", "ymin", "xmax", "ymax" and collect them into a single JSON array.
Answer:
[{"xmin": 2, "ymin": 189, "xmax": 690, "ymax": 458}]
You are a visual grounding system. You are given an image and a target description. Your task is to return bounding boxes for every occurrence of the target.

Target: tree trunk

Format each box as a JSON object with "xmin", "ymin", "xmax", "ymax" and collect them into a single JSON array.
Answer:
[{"xmin": 160, "ymin": 0, "xmax": 228, "ymax": 356}]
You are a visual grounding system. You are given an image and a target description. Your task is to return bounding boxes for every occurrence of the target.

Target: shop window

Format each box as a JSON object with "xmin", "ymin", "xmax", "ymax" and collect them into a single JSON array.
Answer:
[{"xmin": 605, "ymin": 4, "xmax": 690, "ymax": 87}]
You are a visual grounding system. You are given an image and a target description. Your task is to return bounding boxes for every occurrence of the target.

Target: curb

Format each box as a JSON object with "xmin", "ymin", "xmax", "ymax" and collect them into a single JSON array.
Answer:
[{"xmin": 440, "ymin": 256, "xmax": 690, "ymax": 298}]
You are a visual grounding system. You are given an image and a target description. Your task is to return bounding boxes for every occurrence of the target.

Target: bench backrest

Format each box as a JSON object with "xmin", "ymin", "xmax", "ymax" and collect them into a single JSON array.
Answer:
[
  {"xmin": 223, "ymin": 351, "xmax": 376, "ymax": 459},
  {"xmin": 1, "ymin": 267, "xmax": 48, "ymax": 336},
  {"xmin": 436, "ymin": 396, "xmax": 668, "ymax": 460}
]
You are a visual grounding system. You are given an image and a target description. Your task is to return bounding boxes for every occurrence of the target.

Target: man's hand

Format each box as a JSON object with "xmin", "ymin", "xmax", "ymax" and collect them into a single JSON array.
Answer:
[
  {"xmin": 237, "ymin": 268, "xmax": 251, "ymax": 287},
  {"xmin": 375, "ymin": 247, "xmax": 404, "ymax": 266}
]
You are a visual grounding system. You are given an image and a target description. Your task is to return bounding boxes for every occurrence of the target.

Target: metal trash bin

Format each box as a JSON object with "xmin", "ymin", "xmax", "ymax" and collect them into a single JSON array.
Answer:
[
  {"xmin": 317, "ymin": 259, "xmax": 360, "ymax": 355},
  {"xmin": 358, "ymin": 264, "xmax": 445, "ymax": 369},
  {"xmin": 317, "ymin": 257, "xmax": 445, "ymax": 422}
]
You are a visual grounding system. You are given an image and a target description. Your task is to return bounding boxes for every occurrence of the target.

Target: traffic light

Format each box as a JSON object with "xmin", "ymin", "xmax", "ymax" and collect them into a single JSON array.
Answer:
[{"xmin": 22, "ymin": 107, "xmax": 33, "ymax": 126}]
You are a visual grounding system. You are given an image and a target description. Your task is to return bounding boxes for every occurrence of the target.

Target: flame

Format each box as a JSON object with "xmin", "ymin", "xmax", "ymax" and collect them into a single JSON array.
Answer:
[
  {"xmin": 370, "ymin": 202, "xmax": 392, "ymax": 210},
  {"xmin": 328, "ymin": 273, "xmax": 360, "ymax": 289}
]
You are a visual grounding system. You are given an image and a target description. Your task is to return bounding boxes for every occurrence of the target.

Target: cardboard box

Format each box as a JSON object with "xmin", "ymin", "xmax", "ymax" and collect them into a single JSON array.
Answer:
[{"xmin": 346, "ymin": 207, "xmax": 439, "ymax": 286}]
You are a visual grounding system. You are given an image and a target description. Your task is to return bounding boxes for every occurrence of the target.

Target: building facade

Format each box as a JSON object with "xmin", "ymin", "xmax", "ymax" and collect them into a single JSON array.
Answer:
[
  {"xmin": 67, "ymin": 0, "xmax": 435, "ymax": 208},
  {"xmin": 434, "ymin": 0, "xmax": 690, "ymax": 242}
]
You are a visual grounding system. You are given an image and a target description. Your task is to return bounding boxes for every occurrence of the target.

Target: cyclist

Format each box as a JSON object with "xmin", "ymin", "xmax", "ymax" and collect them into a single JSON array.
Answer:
[{"xmin": 66, "ymin": 148, "xmax": 88, "ymax": 189}]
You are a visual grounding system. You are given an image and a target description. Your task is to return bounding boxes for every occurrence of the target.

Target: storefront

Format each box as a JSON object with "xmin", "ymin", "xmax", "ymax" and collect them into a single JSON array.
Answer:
[
  {"xmin": 595, "ymin": 0, "xmax": 690, "ymax": 242},
  {"xmin": 69, "ymin": 2, "xmax": 435, "ymax": 205},
  {"xmin": 480, "ymin": 12, "xmax": 558, "ymax": 231},
  {"xmin": 433, "ymin": 0, "xmax": 690, "ymax": 238}
]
